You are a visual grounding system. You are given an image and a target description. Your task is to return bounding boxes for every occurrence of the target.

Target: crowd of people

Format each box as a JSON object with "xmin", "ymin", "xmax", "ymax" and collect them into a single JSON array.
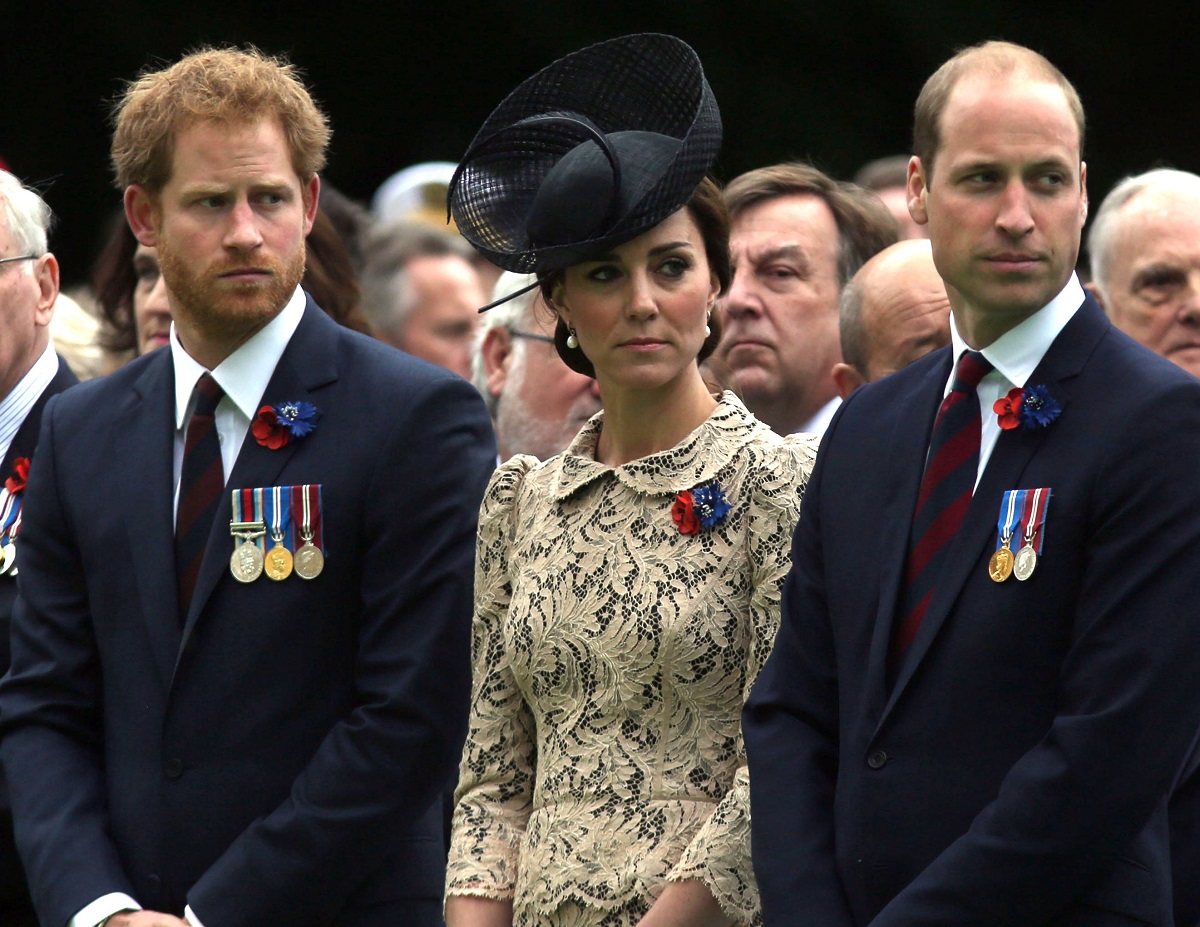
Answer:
[{"xmin": 0, "ymin": 29, "xmax": 1198, "ymax": 927}]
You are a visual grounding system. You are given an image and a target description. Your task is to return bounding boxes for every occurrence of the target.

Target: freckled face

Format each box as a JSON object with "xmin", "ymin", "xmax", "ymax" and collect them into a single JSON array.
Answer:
[{"xmin": 128, "ymin": 117, "xmax": 317, "ymax": 348}]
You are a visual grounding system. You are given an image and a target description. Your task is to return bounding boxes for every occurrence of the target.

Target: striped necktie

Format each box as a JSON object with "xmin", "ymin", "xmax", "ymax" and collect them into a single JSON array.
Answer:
[
  {"xmin": 176, "ymin": 373, "xmax": 226, "ymax": 621},
  {"xmin": 892, "ymin": 349, "xmax": 993, "ymax": 662}
]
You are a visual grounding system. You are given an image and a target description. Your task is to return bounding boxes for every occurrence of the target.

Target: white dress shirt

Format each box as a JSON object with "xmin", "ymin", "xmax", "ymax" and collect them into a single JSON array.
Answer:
[{"xmin": 794, "ymin": 395, "xmax": 841, "ymax": 438}]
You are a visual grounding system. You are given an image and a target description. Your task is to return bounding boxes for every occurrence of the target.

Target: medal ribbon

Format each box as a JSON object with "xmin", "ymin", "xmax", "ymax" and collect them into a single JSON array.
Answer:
[
  {"xmin": 0, "ymin": 489, "xmax": 18, "ymax": 548},
  {"xmin": 1018, "ymin": 487, "xmax": 1051, "ymax": 554},
  {"xmin": 994, "ymin": 489, "xmax": 1022, "ymax": 552},
  {"xmin": 267, "ymin": 486, "xmax": 293, "ymax": 547},
  {"xmin": 289, "ymin": 484, "xmax": 324, "ymax": 551}
]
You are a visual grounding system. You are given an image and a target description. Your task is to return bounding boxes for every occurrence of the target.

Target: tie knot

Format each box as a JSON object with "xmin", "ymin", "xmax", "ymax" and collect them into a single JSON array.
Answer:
[
  {"xmin": 192, "ymin": 373, "xmax": 225, "ymax": 417},
  {"xmin": 951, "ymin": 350, "xmax": 993, "ymax": 394}
]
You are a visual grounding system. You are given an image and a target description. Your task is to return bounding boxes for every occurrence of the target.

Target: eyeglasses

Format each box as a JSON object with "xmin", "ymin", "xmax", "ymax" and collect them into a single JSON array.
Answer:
[
  {"xmin": 510, "ymin": 329, "xmax": 555, "ymax": 345},
  {"xmin": 0, "ymin": 254, "xmax": 36, "ymax": 267}
]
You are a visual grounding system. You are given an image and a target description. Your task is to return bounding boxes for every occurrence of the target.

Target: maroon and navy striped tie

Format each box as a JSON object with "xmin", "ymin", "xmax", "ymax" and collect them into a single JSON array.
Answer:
[
  {"xmin": 892, "ymin": 349, "xmax": 993, "ymax": 662},
  {"xmin": 176, "ymin": 373, "xmax": 226, "ymax": 621}
]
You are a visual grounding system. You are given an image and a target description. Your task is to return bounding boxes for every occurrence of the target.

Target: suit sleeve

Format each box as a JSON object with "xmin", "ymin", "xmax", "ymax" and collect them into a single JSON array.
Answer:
[
  {"xmin": 0, "ymin": 397, "xmax": 139, "ymax": 927},
  {"xmin": 870, "ymin": 378, "xmax": 1200, "ymax": 926},
  {"xmin": 669, "ymin": 435, "xmax": 818, "ymax": 923},
  {"xmin": 742, "ymin": 413, "xmax": 860, "ymax": 927},
  {"xmin": 187, "ymin": 374, "xmax": 496, "ymax": 925},
  {"xmin": 444, "ymin": 455, "xmax": 539, "ymax": 902}
]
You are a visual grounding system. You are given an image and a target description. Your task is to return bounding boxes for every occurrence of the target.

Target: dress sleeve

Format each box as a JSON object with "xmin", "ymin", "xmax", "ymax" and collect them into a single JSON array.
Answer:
[
  {"xmin": 669, "ymin": 435, "xmax": 820, "ymax": 924},
  {"xmin": 445, "ymin": 454, "xmax": 540, "ymax": 900}
]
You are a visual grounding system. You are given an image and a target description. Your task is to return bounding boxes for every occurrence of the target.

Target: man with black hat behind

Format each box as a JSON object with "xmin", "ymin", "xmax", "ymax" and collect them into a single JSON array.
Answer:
[
  {"xmin": 745, "ymin": 41, "xmax": 1200, "ymax": 926},
  {"xmin": 0, "ymin": 48, "xmax": 494, "ymax": 927}
]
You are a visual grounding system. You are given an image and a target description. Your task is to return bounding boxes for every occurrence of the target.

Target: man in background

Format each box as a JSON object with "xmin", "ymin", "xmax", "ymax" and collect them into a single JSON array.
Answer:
[
  {"xmin": 832, "ymin": 238, "xmax": 950, "ymax": 397},
  {"xmin": 1087, "ymin": 167, "xmax": 1200, "ymax": 379},
  {"xmin": 715, "ymin": 161, "xmax": 896, "ymax": 436},
  {"xmin": 0, "ymin": 169, "xmax": 78, "ymax": 927},
  {"xmin": 472, "ymin": 272, "xmax": 601, "ymax": 462},
  {"xmin": 360, "ymin": 221, "xmax": 483, "ymax": 379}
]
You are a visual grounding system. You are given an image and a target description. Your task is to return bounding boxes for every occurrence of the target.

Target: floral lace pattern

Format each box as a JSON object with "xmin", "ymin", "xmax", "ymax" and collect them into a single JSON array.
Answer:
[{"xmin": 446, "ymin": 394, "xmax": 818, "ymax": 926}]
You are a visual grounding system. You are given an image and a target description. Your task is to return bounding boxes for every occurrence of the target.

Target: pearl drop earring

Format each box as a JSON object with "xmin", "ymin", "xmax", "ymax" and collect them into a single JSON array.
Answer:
[{"xmin": 566, "ymin": 328, "xmax": 579, "ymax": 349}]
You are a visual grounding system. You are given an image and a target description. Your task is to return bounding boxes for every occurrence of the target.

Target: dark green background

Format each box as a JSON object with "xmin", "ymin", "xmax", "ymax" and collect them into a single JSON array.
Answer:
[{"xmin": 1, "ymin": 2, "xmax": 1189, "ymax": 286}]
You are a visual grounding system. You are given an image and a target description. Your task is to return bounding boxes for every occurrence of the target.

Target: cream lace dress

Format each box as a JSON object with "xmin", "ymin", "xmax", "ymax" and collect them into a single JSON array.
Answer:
[{"xmin": 446, "ymin": 393, "xmax": 818, "ymax": 926}]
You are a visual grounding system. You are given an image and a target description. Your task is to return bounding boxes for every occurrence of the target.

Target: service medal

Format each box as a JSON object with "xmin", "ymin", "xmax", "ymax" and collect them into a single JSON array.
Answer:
[
  {"xmin": 988, "ymin": 545, "xmax": 1014, "ymax": 583},
  {"xmin": 265, "ymin": 542, "xmax": 294, "ymax": 581},
  {"xmin": 230, "ymin": 538, "xmax": 264, "ymax": 582},
  {"xmin": 294, "ymin": 541, "xmax": 324, "ymax": 580},
  {"xmin": 1013, "ymin": 544, "xmax": 1038, "ymax": 581},
  {"xmin": 263, "ymin": 486, "xmax": 294, "ymax": 580}
]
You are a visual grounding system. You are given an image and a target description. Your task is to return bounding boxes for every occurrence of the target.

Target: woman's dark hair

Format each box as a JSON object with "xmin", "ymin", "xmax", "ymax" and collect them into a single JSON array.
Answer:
[
  {"xmin": 92, "ymin": 210, "xmax": 139, "ymax": 355},
  {"xmin": 539, "ymin": 176, "xmax": 730, "ymax": 378}
]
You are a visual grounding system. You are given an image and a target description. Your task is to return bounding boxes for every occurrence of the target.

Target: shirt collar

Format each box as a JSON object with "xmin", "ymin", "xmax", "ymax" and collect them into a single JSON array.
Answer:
[
  {"xmin": 172, "ymin": 287, "xmax": 307, "ymax": 428},
  {"xmin": 795, "ymin": 395, "xmax": 841, "ymax": 437},
  {"xmin": 548, "ymin": 391, "xmax": 772, "ymax": 500},
  {"xmin": 949, "ymin": 273, "xmax": 1084, "ymax": 390},
  {"xmin": 0, "ymin": 342, "xmax": 59, "ymax": 461}
]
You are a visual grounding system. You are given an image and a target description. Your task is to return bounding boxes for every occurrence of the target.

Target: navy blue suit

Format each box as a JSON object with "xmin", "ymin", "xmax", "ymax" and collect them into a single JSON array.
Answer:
[
  {"xmin": 0, "ymin": 357, "xmax": 78, "ymax": 924},
  {"xmin": 0, "ymin": 301, "xmax": 496, "ymax": 927},
  {"xmin": 745, "ymin": 295, "xmax": 1200, "ymax": 927}
]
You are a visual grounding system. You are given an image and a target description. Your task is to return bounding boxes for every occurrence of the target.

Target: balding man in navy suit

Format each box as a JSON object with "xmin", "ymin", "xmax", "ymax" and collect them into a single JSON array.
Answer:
[{"xmin": 745, "ymin": 41, "xmax": 1200, "ymax": 927}]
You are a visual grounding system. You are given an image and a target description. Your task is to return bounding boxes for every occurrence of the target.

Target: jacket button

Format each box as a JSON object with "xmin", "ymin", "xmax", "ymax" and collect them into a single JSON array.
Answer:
[
  {"xmin": 164, "ymin": 758, "xmax": 184, "ymax": 779},
  {"xmin": 867, "ymin": 750, "xmax": 888, "ymax": 769}
]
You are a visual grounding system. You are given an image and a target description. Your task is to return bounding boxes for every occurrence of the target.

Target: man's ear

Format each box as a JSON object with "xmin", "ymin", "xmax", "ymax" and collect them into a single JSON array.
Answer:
[
  {"xmin": 303, "ymin": 174, "xmax": 320, "ymax": 235},
  {"xmin": 33, "ymin": 253, "xmax": 60, "ymax": 327},
  {"xmin": 481, "ymin": 327, "xmax": 513, "ymax": 399},
  {"xmin": 1084, "ymin": 279, "xmax": 1108, "ymax": 314},
  {"xmin": 1079, "ymin": 161, "xmax": 1089, "ymax": 225},
  {"xmin": 907, "ymin": 156, "xmax": 930, "ymax": 227},
  {"xmin": 832, "ymin": 361, "xmax": 866, "ymax": 400},
  {"xmin": 125, "ymin": 185, "xmax": 159, "ymax": 247}
]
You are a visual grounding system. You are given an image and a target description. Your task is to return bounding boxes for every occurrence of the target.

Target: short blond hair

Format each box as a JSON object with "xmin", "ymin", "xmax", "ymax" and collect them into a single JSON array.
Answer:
[
  {"xmin": 111, "ymin": 46, "xmax": 330, "ymax": 192},
  {"xmin": 913, "ymin": 41, "xmax": 1084, "ymax": 180}
]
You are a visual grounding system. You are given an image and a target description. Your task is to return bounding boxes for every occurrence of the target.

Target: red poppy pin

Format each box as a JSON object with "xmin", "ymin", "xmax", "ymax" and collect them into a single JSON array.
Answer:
[
  {"xmin": 4, "ymin": 457, "xmax": 30, "ymax": 495},
  {"xmin": 252, "ymin": 401, "xmax": 319, "ymax": 450},
  {"xmin": 994, "ymin": 385, "xmax": 1062, "ymax": 431},
  {"xmin": 671, "ymin": 481, "xmax": 731, "ymax": 535}
]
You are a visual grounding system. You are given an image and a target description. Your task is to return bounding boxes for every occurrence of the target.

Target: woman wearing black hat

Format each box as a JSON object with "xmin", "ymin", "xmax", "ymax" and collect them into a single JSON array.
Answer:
[{"xmin": 444, "ymin": 35, "xmax": 817, "ymax": 927}]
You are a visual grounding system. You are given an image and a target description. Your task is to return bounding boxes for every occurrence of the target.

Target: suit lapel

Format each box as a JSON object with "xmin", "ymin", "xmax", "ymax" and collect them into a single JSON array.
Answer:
[
  {"xmin": 879, "ymin": 296, "xmax": 1110, "ymax": 723},
  {"xmin": 863, "ymin": 351, "xmax": 952, "ymax": 721},
  {"xmin": 178, "ymin": 304, "xmax": 340, "ymax": 654},
  {"xmin": 118, "ymin": 354, "xmax": 182, "ymax": 691}
]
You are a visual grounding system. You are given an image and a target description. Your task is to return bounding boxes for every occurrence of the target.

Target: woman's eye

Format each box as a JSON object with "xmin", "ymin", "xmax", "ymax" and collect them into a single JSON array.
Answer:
[
  {"xmin": 587, "ymin": 265, "xmax": 620, "ymax": 283},
  {"xmin": 660, "ymin": 257, "xmax": 690, "ymax": 277}
]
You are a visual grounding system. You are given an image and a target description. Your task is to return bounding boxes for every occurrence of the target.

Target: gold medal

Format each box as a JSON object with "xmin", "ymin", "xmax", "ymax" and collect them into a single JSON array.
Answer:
[
  {"xmin": 294, "ymin": 540, "xmax": 324, "ymax": 580},
  {"xmin": 988, "ymin": 544, "xmax": 1014, "ymax": 583},
  {"xmin": 265, "ymin": 539, "xmax": 294, "ymax": 581},
  {"xmin": 230, "ymin": 536, "xmax": 264, "ymax": 583},
  {"xmin": 1014, "ymin": 544, "xmax": 1038, "ymax": 581}
]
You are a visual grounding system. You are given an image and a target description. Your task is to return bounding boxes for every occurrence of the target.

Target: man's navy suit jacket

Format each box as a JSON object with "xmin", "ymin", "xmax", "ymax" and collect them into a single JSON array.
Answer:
[
  {"xmin": 0, "ymin": 301, "xmax": 496, "ymax": 927},
  {"xmin": 0, "ymin": 357, "xmax": 77, "ymax": 912},
  {"xmin": 745, "ymin": 295, "xmax": 1200, "ymax": 927}
]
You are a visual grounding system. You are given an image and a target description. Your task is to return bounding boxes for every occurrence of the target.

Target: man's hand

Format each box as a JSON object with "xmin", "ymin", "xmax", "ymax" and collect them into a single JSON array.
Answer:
[{"xmin": 105, "ymin": 912, "xmax": 189, "ymax": 927}]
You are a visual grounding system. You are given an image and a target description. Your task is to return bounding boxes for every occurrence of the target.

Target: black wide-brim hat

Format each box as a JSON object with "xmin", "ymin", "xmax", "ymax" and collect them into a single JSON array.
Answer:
[{"xmin": 448, "ymin": 33, "xmax": 721, "ymax": 280}]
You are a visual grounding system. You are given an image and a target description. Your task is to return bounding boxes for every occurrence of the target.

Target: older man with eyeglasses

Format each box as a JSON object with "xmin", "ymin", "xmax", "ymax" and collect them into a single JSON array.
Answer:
[
  {"xmin": 0, "ymin": 169, "xmax": 79, "ymax": 926},
  {"xmin": 472, "ymin": 271, "xmax": 602, "ymax": 463}
]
